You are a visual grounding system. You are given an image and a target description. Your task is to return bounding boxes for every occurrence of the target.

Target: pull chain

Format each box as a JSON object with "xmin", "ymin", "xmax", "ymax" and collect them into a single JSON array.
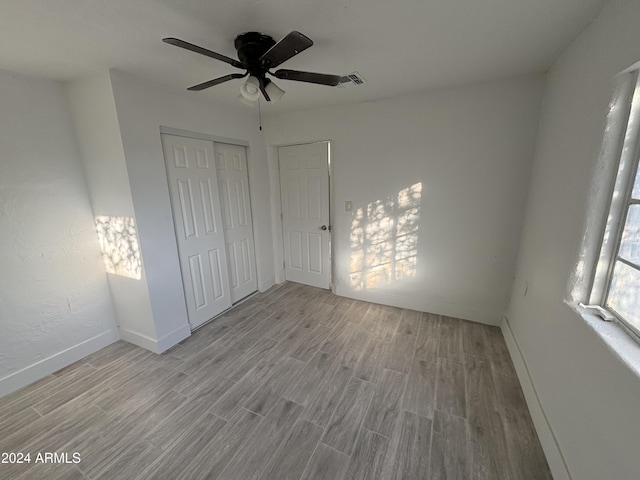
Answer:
[{"xmin": 258, "ymin": 97, "xmax": 263, "ymax": 131}]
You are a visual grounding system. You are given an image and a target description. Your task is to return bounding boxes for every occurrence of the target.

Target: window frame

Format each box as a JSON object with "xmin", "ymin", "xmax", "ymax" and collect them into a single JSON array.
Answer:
[
  {"xmin": 588, "ymin": 72, "xmax": 640, "ymax": 341},
  {"xmin": 602, "ymin": 167, "xmax": 640, "ymax": 338}
]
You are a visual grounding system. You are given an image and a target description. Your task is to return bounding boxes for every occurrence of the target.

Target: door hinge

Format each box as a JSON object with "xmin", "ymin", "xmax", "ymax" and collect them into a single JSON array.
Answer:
[{"xmin": 280, "ymin": 213, "xmax": 283, "ymax": 221}]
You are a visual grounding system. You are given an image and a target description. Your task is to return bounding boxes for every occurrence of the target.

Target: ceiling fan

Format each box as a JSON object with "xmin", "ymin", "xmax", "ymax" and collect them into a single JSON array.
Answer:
[{"xmin": 162, "ymin": 31, "xmax": 341, "ymax": 104}]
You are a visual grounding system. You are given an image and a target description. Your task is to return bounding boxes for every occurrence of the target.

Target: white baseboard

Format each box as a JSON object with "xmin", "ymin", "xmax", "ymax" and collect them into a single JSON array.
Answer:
[
  {"xmin": 120, "ymin": 323, "xmax": 191, "ymax": 354},
  {"xmin": 156, "ymin": 324, "xmax": 191, "ymax": 353},
  {"xmin": 0, "ymin": 329, "xmax": 120, "ymax": 398},
  {"xmin": 274, "ymin": 271, "xmax": 285, "ymax": 285},
  {"xmin": 501, "ymin": 316, "xmax": 572, "ymax": 480},
  {"xmin": 119, "ymin": 328, "xmax": 159, "ymax": 353},
  {"xmin": 333, "ymin": 284, "xmax": 501, "ymax": 326}
]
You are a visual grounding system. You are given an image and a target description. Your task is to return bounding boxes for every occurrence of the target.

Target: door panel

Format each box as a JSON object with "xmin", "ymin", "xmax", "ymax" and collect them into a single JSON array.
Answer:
[
  {"xmin": 200, "ymin": 179, "xmax": 219, "ymax": 234},
  {"xmin": 208, "ymin": 248, "xmax": 225, "ymax": 299},
  {"xmin": 308, "ymin": 234, "xmax": 323, "ymax": 273},
  {"xmin": 188, "ymin": 254, "xmax": 206, "ymax": 309},
  {"xmin": 279, "ymin": 142, "xmax": 330, "ymax": 289},
  {"xmin": 162, "ymin": 134, "xmax": 232, "ymax": 329},
  {"xmin": 215, "ymin": 143, "xmax": 258, "ymax": 303}
]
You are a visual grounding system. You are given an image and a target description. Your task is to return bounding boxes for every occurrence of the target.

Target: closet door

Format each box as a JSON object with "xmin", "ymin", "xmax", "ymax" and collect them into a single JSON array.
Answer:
[
  {"xmin": 162, "ymin": 134, "xmax": 232, "ymax": 329},
  {"xmin": 215, "ymin": 143, "xmax": 258, "ymax": 303}
]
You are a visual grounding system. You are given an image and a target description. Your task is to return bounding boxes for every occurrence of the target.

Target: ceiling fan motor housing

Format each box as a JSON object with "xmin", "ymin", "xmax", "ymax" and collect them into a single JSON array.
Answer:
[{"xmin": 234, "ymin": 32, "xmax": 276, "ymax": 75}]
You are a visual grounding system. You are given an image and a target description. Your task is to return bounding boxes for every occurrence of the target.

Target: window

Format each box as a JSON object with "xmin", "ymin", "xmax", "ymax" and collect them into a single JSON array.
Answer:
[
  {"xmin": 584, "ymin": 70, "xmax": 640, "ymax": 341},
  {"xmin": 605, "ymin": 167, "xmax": 640, "ymax": 334}
]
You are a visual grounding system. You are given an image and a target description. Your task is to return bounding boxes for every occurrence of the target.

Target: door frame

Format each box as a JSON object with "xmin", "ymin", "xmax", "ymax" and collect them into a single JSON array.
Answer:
[
  {"xmin": 159, "ymin": 126, "xmax": 259, "ymax": 330},
  {"xmin": 276, "ymin": 140, "xmax": 334, "ymax": 290},
  {"xmin": 160, "ymin": 126, "xmax": 250, "ymax": 147}
]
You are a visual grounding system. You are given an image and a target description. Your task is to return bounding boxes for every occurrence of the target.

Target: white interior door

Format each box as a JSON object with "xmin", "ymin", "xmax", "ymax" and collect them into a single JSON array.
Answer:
[
  {"xmin": 279, "ymin": 142, "xmax": 330, "ymax": 289},
  {"xmin": 162, "ymin": 134, "xmax": 232, "ymax": 329},
  {"xmin": 215, "ymin": 143, "xmax": 258, "ymax": 303}
]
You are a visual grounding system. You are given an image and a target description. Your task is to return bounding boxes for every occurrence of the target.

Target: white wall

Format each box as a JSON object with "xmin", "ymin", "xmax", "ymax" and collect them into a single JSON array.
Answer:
[
  {"xmin": 504, "ymin": 0, "xmax": 640, "ymax": 478},
  {"xmin": 67, "ymin": 73, "xmax": 158, "ymax": 349},
  {"xmin": 0, "ymin": 70, "xmax": 118, "ymax": 396},
  {"xmin": 264, "ymin": 76, "xmax": 544, "ymax": 325},
  {"xmin": 108, "ymin": 70, "xmax": 274, "ymax": 348}
]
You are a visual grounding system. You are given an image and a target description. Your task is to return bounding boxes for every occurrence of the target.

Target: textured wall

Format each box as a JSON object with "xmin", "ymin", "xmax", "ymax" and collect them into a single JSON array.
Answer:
[
  {"xmin": 67, "ymin": 73, "xmax": 159, "ymax": 350},
  {"xmin": 505, "ymin": 0, "xmax": 640, "ymax": 478},
  {"xmin": 0, "ymin": 70, "xmax": 118, "ymax": 394},
  {"xmin": 109, "ymin": 70, "xmax": 273, "ymax": 342},
  {"xmin": 264, "ymin": 75, "xmax": 544, "ymax": 325}
]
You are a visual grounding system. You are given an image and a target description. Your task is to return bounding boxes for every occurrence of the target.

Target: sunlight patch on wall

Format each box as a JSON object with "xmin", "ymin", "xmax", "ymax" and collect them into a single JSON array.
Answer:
[
  {"xmin": 95, "ymin": 215, "xmax": 142, "ymax": 280},
  {"xmin": 350, "ymin": 182, "xmax": 422, "ymax": 290}
]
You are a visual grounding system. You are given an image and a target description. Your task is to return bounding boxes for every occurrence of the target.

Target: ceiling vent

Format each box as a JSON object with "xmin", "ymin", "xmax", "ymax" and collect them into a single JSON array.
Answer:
[{"xmin": 338, "ymin": 71, "xmax": 366, "ymax": 88}]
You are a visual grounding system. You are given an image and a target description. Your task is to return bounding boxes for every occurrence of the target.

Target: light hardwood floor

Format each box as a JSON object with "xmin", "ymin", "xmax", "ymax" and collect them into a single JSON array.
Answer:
[{"xmin": 0, "ymin": 282, "xmax": 552, "ymax": 479}]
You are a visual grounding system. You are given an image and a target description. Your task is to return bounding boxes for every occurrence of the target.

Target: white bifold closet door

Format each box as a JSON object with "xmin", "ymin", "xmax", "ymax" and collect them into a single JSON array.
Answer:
[
  {"xmin": 215, "ymin": 143, "xmax": 258, "ymax": 303},
  {"xmin": 162, "ymin": 134, "xmax": 257, "ymax": 330}
]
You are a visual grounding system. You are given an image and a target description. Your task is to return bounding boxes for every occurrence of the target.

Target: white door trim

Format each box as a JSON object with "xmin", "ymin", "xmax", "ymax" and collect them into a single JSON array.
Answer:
[{"xmin": 159, "ymin": 126, "xmax": 249, "ymax": 146}]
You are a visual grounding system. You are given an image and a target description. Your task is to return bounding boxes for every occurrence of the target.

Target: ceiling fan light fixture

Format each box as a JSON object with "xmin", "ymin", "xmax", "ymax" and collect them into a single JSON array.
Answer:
[
  {"xmin": 237, "ymin": 94, "xmax": 256, "ymax": 107},
  {"xmin": 265, "ymin": 80, "xmax": 285, "ymax": 101},
  {"xmin": 240, "ymin": 76, "xmax": 260, "ymax": 101}
]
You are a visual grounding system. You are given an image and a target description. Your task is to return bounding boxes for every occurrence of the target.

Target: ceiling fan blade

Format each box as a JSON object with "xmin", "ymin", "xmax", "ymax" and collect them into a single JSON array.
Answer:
[
  {"xmin": 187, "ymin": 73, "xmax": 247, "ymax": 91},
  {"xmin": 163, "ymin": 37, "xmax": 244, "ymax": 69},
  {"xmin": 260, "ymin": 31, "xmax": 313, "ymax": 69},
  {"xmin": 273, "ymin": 69, "xmax": 341, "ymax": 86}
]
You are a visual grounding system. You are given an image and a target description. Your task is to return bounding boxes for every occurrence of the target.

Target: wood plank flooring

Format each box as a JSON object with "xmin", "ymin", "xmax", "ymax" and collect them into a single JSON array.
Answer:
[{"xmin": 0, "ymin": 282, "xmax": 552, "ymax": 480}]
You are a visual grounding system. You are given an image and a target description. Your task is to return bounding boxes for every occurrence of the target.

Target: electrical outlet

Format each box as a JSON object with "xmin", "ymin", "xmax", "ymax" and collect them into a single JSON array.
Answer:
[{"xmin": 345, "ymin": 201, "xmax": 353, "ymax": 212}]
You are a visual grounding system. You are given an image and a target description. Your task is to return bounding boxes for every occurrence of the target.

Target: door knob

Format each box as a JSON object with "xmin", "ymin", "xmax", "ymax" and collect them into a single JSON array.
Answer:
[{"xmin": 320, "ymin": 225, "xmax": 328, "ymax": 231}]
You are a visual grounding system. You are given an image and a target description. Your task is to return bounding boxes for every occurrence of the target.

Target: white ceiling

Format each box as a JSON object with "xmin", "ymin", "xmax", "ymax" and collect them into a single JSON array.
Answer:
[{"xmin": 1, "ymin": 0, "xmax": 608, "ymax": 114}]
